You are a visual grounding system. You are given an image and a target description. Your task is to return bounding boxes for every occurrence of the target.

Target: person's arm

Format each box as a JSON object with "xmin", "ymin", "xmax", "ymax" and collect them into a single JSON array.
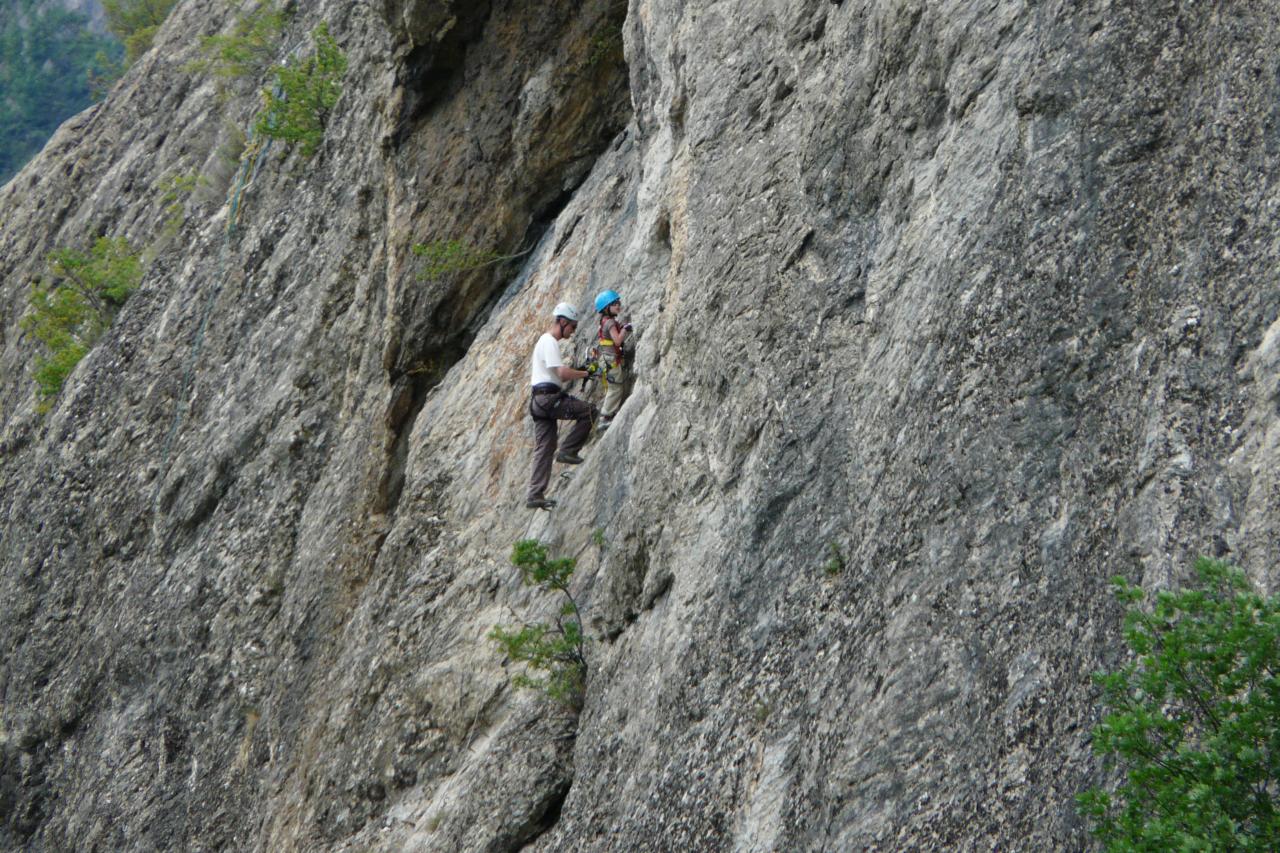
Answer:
[
  {"xmin": 544, "ymin": 342, "xmax": 588, "ymax": 381},
  {"xmin": 607, "ymin": 317, "xmax": 628, "ymax": 347},
  {"xmin": 557, "ymin": 364, "xmax": 589, "ymax": 381}
]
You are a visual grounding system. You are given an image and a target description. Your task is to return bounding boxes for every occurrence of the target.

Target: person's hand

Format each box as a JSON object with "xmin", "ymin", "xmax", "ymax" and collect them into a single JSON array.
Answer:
[{"xmin": 622, "ymin": 323, "xmax": 634, "ymax": 333}]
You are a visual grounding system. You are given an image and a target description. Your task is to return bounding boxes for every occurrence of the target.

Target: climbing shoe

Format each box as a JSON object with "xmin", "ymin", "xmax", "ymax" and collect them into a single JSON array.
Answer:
[
  {"xmin": 526, "ymin": 497, "xmax": 557, "ymax": 510},
  {"xmin": 555, "ymin": 451, "xmax": 584, "ymax": 465},
  {"xmin": 596, "ymin": 417, "xmax": 612, "ymax": 432}
]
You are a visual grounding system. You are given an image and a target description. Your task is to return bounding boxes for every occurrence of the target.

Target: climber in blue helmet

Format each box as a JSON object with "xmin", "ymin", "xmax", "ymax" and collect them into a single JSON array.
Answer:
[{"xmin": 592, "ymin": 289, "xmax": 633, "ymax": 431}]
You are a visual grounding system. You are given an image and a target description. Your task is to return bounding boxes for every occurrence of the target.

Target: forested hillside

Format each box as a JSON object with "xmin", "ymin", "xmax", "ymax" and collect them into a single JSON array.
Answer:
[{"xmin": 0, "ymin": 0, "xmax": 119, "ymax": 184}]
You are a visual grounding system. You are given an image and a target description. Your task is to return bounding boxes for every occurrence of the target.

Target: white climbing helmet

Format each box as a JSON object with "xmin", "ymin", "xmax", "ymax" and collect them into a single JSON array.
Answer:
[{"xmin": 553, "ymin": 302, "xmax": 579, "ymax": 323}]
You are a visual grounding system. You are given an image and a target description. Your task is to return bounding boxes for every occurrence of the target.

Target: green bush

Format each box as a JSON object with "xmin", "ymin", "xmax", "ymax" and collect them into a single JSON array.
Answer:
[
  {"xmin": 412, "ymin": 240, "xmax": 501, "ymax": 280},
  {"xmin": 103, "ymin": 0, "xmax": 179, "ymax": 65},
  {"xmin": 190, "ymin": 2, "xmax": 288, "ymax": 79},
  {"xmin": 21, "ymin": 237, "xmax": 142, "ymax": 409},
  {"xmin": 490, "ymin": 540, "xmax": 587, "ymax": 710},
  {"xmin": 255, "ymin": 21, "xmax": 346, "ymax": 157},
  {"xmin": 87, "ymin": 49, "xmax": 127, "ymax": 100},
  {"xmin": 585, "ymin": 23, "xmax": 624, "ymax": 70},
  {"xmin": 823, "ymin": 541, "xmax": 845, "ymax": 576},
  {"xmin": 1078, "ymin": 558, "xmax": 1280, "ymax": 850},
  {"xmin": 411, "ymin": 239, "xmax": 535, "ymax": 281},
  {"xmin": 157, "ymin": 171, "xmax": 208, "ymax": 237}
]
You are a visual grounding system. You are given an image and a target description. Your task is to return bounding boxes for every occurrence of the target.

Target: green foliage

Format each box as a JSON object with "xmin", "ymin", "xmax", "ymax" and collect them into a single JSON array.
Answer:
[
  {"xmin": 585, "ymin": 23, "xmax": 624, "ymax": 70},
  {"xmin": 20, "ymin": 237, "xmax": 142, "ymax": 410},
  {"xmin": 412, "ymin": 239, "xmax": 503, "ymax": 280},
  {"xmin": 158, "ymin": 171, "xmax": 208, "ymax": 237},
  {"xmin": 1079, "ymin": 558, "xmax": 1280, "ymax": 850},
  {"xmin": 190, "ymin": 2, "xmax": 288, "ymax": 79},
  {"xmin": 204, "ymin": 120, "xmax": 248, "ymax": 199},
  {"xmin": 823, "ymin": 541, "xmax": 845, "ymax": 576},
  {"xmin": 159, "ymin": 171, "xmax": 203, "ymax": 206},
  {"xmin": 0, "ymin": 1, "xmax": 123, "ymax": 183},
  {"xmin": 489, "ymin": 540, "xmax": 587, "ymax": 710},
  {"xmin": 404, "ymin": 357, "xmax": 441, "ymax": 377},
  {"xmin": 103, "ymin": 0, "xmax": 179, "ymax": 65},
  {"xmin": 87, "ymin": 49, "xmax": 126, "ymax": 100},
  {"xmin": 255, "ymin": 22, "xmax": 347, "ymax": 157}
]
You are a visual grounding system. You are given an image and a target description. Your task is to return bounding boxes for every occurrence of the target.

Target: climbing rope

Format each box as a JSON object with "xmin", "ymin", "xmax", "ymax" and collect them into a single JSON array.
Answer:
[
  {"xmin": 147, "ymin": 29, "xmax": 363, "ymax": 515},
  {"xmin": 150, "ymin": 105, "xmax": 278, "ymax": 514},
  {"xmin": 148, "ymin": 26, "xmax": 314, "ymax": 518}
]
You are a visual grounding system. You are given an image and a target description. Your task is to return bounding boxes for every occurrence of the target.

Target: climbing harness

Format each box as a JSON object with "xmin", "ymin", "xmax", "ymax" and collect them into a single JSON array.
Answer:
[{"xmin": 593, "ymin": 314, "xmax": 624, "ymax": 385}]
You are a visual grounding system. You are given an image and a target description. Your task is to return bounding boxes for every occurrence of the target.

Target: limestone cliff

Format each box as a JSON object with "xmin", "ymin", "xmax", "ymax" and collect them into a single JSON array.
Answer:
[{"xmin": 2, "ymin": 0, "xmax": 1279, "ymax": 850}]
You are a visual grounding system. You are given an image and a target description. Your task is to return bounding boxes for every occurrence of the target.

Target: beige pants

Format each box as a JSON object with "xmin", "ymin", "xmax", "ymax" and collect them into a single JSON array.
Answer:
[{"xmin": 599, "ymin": 355, "xmax": 625, "ymax": 419}]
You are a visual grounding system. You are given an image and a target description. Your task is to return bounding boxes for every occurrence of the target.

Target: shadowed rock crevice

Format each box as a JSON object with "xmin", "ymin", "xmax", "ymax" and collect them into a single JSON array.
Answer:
[
  {"xmin": 385, "ymin": 2, "xmax": 496, "ymax": 148},
  {"xmin": 501, "ymin": 778, "xmax": 571, "ymax": 853}
]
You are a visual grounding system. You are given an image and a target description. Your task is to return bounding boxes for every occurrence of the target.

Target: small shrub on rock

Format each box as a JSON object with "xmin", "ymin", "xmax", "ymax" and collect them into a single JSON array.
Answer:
[
  {"xmin": 411, "ymin": 239, "xmax": 533, "ymax": 281},
  {"xmin": 255, "ymin": 21, "xmax": 346, "ymax": 157},
  {"xmin": 190, "ymin": 2, "xmax": 289, "ymax": 80},
  {"xmin": 412, "ymin": 240, "xmax": 500, "ymax": 280},
  {"xmin": 490, "ymin": 540, "xmax": 587, "ymax": 711},
  {"xmin": 21, "ymin": 237, "xmax": 141, "ymax": 410},
  {"xmin": 823, "ymin": 541, "xmax": 845, "ymax": 576},
  {"xmin": 103, "ymin": 0, "xmax": 180, "ymax": 65}
]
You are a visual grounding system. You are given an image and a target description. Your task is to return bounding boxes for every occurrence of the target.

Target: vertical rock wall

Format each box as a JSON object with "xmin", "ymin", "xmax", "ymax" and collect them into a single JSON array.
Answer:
[{"xmin": 1, "ymin": 0, "xmax": 1279, "ymax": 850}]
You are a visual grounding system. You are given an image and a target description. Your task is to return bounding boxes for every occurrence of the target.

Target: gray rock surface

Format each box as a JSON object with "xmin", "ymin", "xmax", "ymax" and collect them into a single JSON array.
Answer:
[{"xmin": 2, "ymin": 0, "xmax": 1279, "ymax": 849}]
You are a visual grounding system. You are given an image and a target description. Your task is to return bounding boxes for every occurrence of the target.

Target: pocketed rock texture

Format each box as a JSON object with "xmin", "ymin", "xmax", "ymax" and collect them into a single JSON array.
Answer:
[{"xmin": 2, "ymin": 0, "xmax": 1279, "ymax": 850}]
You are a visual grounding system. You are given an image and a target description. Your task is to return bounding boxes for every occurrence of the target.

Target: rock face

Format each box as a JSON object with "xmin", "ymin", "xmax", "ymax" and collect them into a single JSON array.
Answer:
[{"xmin": 2, "ymin": 0, "xmax": 1279, "ymax": 849}]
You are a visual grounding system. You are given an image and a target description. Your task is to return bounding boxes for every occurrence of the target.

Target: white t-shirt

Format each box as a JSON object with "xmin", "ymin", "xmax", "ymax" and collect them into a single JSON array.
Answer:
[{"xmin": 530, "ymin": 332, "xmax": 564, "ymax": 387}]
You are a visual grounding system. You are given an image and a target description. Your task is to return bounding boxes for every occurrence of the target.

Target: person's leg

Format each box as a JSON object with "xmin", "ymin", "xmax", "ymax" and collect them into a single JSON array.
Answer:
[
  {"xmin": 528, "ymin": 416, "xmax": 558, "ymax": 501},
  {"xmin": 598, "ymin": 352, "xmax": 622, "ymax": 422},
  {"xmin": 600, "ymin": 375, "xmax": 623, "ymax": 420},
  {"xmin": 557, "ymin": 396, "xmax": 597, "ymax": 456}
]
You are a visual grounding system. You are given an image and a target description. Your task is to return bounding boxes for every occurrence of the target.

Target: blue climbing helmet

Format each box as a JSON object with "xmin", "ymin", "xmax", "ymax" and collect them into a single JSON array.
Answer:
[{"xmin": 594, "ymin": 289, "xmax": 621, "ymax": 313}]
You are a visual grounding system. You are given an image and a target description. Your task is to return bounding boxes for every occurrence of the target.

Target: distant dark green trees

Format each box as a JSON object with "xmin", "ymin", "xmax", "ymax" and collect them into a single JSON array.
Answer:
[{"xmin": 0, "ymin": 1, "xmax": 123, "ymax": 183}]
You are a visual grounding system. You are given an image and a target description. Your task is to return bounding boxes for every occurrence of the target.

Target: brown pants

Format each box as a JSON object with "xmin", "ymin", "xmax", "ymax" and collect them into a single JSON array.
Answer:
[{"xmin": 527, "ymin": 389, "xmax": 596, "ymax": 501}]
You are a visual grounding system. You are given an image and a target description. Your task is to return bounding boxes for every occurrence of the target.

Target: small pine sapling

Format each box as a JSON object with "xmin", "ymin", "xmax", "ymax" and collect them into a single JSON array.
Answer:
[
  {"xmin": 191, "ymin": 2, "xmax": 289, "ymax": 80},
  {"xmin": 823, "ymin": 541, "xmax": 845, "ymax": 576},
  {"xmin": 103, "ymin": 0, "xmax": 179, "ymax": 65},
  {"xmin": 490, "ymin": 540, "xmax": 588, "ymax": 710},
  {"xmin": 255, "ymin": 21, "xmax": 347, "ymax": 157},
  {"xmin": 21, "ymin": 237, "xmax": 142, "ymax": 409}
]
